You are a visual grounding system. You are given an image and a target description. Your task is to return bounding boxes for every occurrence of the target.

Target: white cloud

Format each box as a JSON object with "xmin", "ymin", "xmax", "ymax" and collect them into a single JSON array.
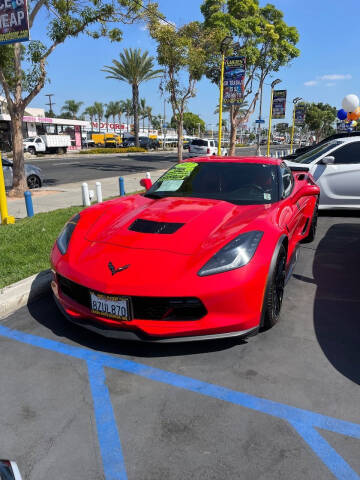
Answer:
[
  {"xmin": 325, "ymin": 83, "xmax": 336, "ymax": 87},
  {"xmin": 320, "ymin": 74, "xmax": 352, "ymax": 81},
  {"xmin": 139, "ymin": 25, "xmax": 147, "ymax": 31},
  {"xmin": 304, "ymin": 80, "xmax": 318, "ymax": 87}
]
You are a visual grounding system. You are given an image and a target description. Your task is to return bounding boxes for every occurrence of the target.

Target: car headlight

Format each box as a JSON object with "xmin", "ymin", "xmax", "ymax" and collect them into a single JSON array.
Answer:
[
  {"xmin": 198, "ymin": 231, "xmax": 263, "ymax": 276},
  {"xmin": 56, "ymin": 213, "xmax": 80, "ymax": 255}
]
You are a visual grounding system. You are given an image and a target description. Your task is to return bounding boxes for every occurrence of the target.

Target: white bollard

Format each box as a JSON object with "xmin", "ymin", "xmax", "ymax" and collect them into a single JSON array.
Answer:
[
  {"xmin": 146, "ymin": 172, "xmax": 151, "ymax": 179},
  {"xmin": 96, "ymin": 181, "xmax": 102, "ymax": 203},
  {"xmin": 81, "ymin": 182, "xmax": 91, "ymax": 207}
]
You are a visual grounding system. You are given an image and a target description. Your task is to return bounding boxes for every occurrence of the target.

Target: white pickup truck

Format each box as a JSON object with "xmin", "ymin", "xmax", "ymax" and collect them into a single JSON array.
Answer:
[{"xmin": 23, "ymin": 135, "xmax": 71, "ymax": 155}]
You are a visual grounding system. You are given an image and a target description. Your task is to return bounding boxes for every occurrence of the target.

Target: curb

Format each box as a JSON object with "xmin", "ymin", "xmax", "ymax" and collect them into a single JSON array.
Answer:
[{"xmin": 0, "ymin": 270, "xmax": 52, "ymax": 319}]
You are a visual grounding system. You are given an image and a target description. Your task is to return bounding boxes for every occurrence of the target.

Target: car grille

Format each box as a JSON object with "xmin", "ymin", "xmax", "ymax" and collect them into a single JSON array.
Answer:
[
  {"xmin": 129, "ymin": 219, "xmax": 184, "ymax": 234},
  {"xmin": 57, "ymin": 275, "xmax": 206, "ymax": 321}
]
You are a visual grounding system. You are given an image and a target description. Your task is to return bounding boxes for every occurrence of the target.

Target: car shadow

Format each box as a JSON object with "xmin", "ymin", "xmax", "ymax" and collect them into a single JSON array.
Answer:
[
  {"xmin": 28, "ymin": 295, "xmax": 246, "ymax": 358},
  {"xmin": 297, "ymin": 222, "xmax": 360, "ymax": 385}
]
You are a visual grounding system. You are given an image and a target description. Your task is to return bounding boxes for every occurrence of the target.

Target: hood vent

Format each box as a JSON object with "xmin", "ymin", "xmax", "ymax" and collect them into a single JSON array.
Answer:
[{"xmin": 129, "ymin": 218, "xmax": 185, "ymax": 234}]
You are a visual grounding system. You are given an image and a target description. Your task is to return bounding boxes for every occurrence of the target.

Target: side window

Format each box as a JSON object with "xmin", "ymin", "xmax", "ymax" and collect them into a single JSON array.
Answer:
[
  {"xmin": 280, "ymin": 164, "xmax": 293, "ymax": 198},
  {"xmin": 332, "ymin": 142, "xmax": 360, "ymax": 164},
  {"xmin": 210, "ymin": 141, "xmax": 214, "ymax": 147},
  {"xmin": 35, "ymin": 138, "xmax": 42, "ymax": 143},
  {"xmin": 2, "ymin": 159, "xmax": 11, "ymax": 167}
]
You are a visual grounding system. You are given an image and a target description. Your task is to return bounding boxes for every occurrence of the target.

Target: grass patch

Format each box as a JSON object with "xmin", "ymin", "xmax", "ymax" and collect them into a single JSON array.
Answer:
[
  {"xmin": 79, "ymin": 147, "xmax": 146, "ymax": 154},
  {"xmin": 0, "ymin": 205, "xmax": 82, "ymax": 288}
]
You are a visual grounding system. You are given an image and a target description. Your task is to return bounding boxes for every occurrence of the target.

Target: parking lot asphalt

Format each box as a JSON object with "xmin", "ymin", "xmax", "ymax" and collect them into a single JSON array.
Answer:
[{"xmin": 1, "ymin": 213, "xmax": 360, "ymax": 480}]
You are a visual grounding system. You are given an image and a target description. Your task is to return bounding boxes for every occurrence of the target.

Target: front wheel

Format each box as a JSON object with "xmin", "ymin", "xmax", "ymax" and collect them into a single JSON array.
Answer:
[
  {"xmin": 28, "ymin": 147, "xmax": 36, "ymax": 155},
  {"xmin": 262, "ymin": 244, "xmax": 287, "ymax": 330},
  {"xmin": 27, "ymin": 174, "xmax": 41, "ymax": 189}
]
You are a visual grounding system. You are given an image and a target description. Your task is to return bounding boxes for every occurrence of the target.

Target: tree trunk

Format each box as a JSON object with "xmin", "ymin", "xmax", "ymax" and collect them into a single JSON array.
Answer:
[
  {"xmin": 177, "ymin": 114, "xmax": 183, "ymax": 162},
  {"xmin": 132, "ymin": 84, "xmax": 139, "ymax": 147},
  {"xmin": 9, "ymin": 107, "xmax": 27, "ymax": 196}
]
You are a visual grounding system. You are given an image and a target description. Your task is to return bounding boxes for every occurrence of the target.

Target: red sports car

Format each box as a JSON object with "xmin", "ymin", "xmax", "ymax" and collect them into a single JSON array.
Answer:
[{"xmin": 51, "ymin": 157, "xmax": 319, "ymax": 342}]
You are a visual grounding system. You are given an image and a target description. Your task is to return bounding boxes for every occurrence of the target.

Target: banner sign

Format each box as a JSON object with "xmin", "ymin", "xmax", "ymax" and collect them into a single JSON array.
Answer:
[
  {"xmin": 223, "ymin": 56, "xmax": 246, "ymax": 106},
  {"xmin": 295, "ymin": 105, "xmax": 306, "ymax": 125},
  {"xmin": 0, "ymin": 0, "xmax": 30, "ymax": 45},
  {"xmin": 272, "ymin": 90, "xmax": 287, "ymax": 119}
]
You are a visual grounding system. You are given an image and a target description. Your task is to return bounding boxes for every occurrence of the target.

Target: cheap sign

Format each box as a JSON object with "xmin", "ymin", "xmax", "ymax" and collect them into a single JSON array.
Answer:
[{"xmin": 0, "ymin": 0, "xmax": 30, "ymax": 45}]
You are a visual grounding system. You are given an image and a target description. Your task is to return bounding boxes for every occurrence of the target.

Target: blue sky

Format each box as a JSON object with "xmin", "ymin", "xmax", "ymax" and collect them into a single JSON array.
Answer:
[{"xmin": 29, "ymin": 0, "xmax": 360, "ymax": 128}]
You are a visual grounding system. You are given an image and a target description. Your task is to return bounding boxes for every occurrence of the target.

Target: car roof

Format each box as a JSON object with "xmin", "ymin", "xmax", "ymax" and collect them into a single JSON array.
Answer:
[{"xmin": 182, "ymin": 156, "xmax": 282, "ymax": 165}]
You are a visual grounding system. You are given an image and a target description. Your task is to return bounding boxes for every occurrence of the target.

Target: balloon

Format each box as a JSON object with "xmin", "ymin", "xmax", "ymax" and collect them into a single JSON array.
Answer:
[
  {"xmin": 342, "ymin": 94, "xmax": 359, "ymax": 112},
  {"xmin": 347, "ymin": 112, "xmax": 352, "ymax": 121},
  {"xmin": 353, "ymin": 107, "xmax": 360, "ymax": 119},
  {"xmin": 337, "ymin": 109, "xmax": 347, "ymax": 120},
  {"xmin": 351, "ymin": 121, "xmax": 357, "ymax": 127},
  {"xmin": 348, "ymin": 111, "xmax": 358, "ymax": 121}
]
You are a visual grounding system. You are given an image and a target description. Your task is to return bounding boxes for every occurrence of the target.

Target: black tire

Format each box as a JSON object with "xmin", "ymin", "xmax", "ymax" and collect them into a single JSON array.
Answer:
[
  {"xmin": 302, "ymin": 199, "xmax": 318, "ymax": 243},
  {"xmin": 262, "ymin": 244, "xmax": 287, "ymax": 330},
  {"xmin": 27, "ymin": 174, "xmax": 41, "ymax": 189},
  {"xmin": 28, "ymin": 147, "xmax": 36, "ymax": 155}
]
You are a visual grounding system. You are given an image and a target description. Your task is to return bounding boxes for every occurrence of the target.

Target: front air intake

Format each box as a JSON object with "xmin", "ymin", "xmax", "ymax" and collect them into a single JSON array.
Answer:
[{"xmin": 129, "ymin": 218, "xmax": 184, "ymax": 234}]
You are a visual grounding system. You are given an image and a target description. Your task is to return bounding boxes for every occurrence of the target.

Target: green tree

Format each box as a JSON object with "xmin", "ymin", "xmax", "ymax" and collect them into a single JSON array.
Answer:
[
  {"xmin": 106, "ymin": 101, "xmax": 121, "ymax": 131},
  {"xmin": 102, "ymin": 48, "xmax": 162, "ymax": 146},
  {"xmin": 0, "ymin": 0, "xmax": 150, "ymax": 195},
  {"xmin": 145, "ymin": 106, "xmax": 153, "ymax": 130},
  {"xmin": 93, "ymin": 102, "xmax": 104, "ymax": 133},
  {"xmin": 171, "ymin": 112, "xmax": 206, "ymax": 135},
  {"xmin": 83, "ymin": 106, "xmax": 97, "ymax": 130},
  {"xmin": 304, "ymin": 103, "xmax": 337, "ymax": 141},
  {"xmin": 201, "ymin": 0, "xmax": 300, "ymax": 155},
  {"xmin": 61, "ymin": 100, "xmax": 84, "ymax": 119},
  {"xmin": 123, "ymin": 99, "xmax": 133, "ymax": 132},
  {"xmin": 149, "ymin": 21, "xmax": 214, "ymax": 161},
  {"xmin": 151, "ymin": 114, "xmax": 162, "ymax": 131}
]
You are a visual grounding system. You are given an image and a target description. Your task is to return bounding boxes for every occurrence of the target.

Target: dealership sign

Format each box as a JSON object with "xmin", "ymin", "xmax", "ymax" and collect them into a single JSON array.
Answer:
[
  {"xmin": 294, "ymin": 105, "xmax": 305, "ymax": 125},
  {"xmin": 0, "ymin": 0, "xmax": 30, "ymax": 45},
  {"xmin": 272, "ymin": 90, "xmax": 287, "ymax": 119},
  {"xmin": 223, "ymin": 56, "xmax": 246, "ymax": 106}
]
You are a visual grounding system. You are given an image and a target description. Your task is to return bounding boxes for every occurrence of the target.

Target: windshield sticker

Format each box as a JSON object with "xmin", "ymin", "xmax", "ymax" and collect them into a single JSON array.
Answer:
[
  {"xmin": 156, "ymin": 180, "xmax": 184, "ymax": 191},
  {"xmin": 161, "ymin": 162, "xmax": 198, "ymax": 181},
  {"xmin": 264, "ymin": 193, "xmax": 271, "ymax": 200}
]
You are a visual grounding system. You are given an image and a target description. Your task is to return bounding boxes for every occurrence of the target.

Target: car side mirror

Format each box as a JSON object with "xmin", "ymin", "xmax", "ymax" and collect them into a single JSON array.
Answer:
[
  {"xmin": 320, "ymin": 156, "xmax": 335, "ymax": 165},
  {"xmin": 140, "ymin": 178, "xmax": 152, "ymax": 190}
]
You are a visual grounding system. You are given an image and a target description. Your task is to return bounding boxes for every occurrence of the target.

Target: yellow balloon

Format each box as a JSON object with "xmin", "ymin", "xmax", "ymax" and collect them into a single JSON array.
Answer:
[{"xmin": 352, "ymin": 121, "xmax": 357, "ymax": 127}]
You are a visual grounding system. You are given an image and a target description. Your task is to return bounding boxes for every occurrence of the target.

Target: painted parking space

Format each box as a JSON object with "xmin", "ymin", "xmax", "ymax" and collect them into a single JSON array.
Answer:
[{"xmin": 1, "ymin": 213, "xmax": 360, "ymax": 479}]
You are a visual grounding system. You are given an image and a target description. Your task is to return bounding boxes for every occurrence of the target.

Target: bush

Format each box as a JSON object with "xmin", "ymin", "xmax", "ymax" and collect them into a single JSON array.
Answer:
[
  {"xmin": 79, "ymin": 147, "xmax": 146, "ymax": 154},
  {"xmin": 235, "ymin": 143, "xmax": 247, "ymax": 147}
]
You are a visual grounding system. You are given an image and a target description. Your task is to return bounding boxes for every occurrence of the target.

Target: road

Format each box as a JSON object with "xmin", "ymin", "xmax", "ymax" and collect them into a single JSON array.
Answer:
[
  {"xmin": 27, "ymin": 145, "xmax": 290, "ymax": 187},
  {"xmin": 1, "ymin": 212, "xmax": 360, "ymax": 479}
]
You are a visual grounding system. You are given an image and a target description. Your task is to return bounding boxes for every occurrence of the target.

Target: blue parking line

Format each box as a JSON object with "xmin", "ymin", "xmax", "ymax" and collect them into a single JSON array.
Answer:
[
  {"xmin": 87, "ymin": 361, "xmax": 127, "ymax": 480},
  {"xmin": 0, "ymin": 324, "xmax": 359, "ymax": 480}
]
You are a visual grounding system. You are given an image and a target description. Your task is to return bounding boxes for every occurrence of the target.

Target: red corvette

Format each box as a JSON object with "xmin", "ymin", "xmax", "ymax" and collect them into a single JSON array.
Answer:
[{"xmin": 51, "ymin": 157, "xmax": 319, "ymax": 342}]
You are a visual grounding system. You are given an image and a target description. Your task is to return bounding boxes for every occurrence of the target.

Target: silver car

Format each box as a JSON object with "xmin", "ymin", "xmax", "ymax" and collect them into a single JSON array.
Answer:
[
  {"xmin": 2, "ymin": 157, "xmax": 44, "ymax": 189},
  {"xmin": 285, "ymin": 137, "xmax": 360, "ymax": 209}
]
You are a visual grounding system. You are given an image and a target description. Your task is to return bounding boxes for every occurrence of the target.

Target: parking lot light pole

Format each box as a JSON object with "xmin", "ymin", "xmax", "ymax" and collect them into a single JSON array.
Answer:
[
  {"xmin": 218, "ymin": 36, "xmax": 232, "ymax": 156},
  {"xmin": 266, "ymin": 79, "xmax": 282, "ymax": 156},
  {"xmin": 291, "ymin": 97, "xmax": 302, "ymax": 153},
  {"xmin": 0, "ymin": 153, "xmax": 15, "ymax": 225}
]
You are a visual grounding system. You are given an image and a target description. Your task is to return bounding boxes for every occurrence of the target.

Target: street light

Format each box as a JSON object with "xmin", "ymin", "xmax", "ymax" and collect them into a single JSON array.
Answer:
[
  {"xmin": 290, "ymin": 97, "xmax": 302, "ymax": 153},
  {"xmin": 197, "ymin": 122, "xmax": 201, "ymax": 138},
  {"xmin": 217, "ymin": 35, "xmax": 232, "ymax": 156},
  {"xmin": 266, "ymin": 78, "xmax": 282, "ymax": 156}
]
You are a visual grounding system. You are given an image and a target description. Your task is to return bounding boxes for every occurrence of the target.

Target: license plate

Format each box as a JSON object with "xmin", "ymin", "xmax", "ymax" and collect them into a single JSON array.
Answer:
[{"xmin": 90, "ymin": 292, "xmax": 130, "ymax": 321}]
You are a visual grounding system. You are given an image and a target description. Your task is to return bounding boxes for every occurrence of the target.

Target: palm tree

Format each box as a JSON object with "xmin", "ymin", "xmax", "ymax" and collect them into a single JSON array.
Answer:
[
  {"xmin": 146, "ymin": 106, "xmax": 153, "ymax": 131},
  {"xmin": 61, "ymin": 100, "xmax": 84, "ymax": 119},
  {"xmin": 102, "ymin": 48, "xmax": 162, "ymax": 146},
  {"xmin": 123, "ymin": 99, "xmax": 133, "ymax": 133},
  {"xmin": 93, "ymin": 102, "xmax": 104, "ymax": 132},
  {"xmin": 83, "ymin": 106, "xmax": 97, "ymax": 131},
  {"xmin": 117, "ymin": 100, "xmax": 125, "ymax": 134},
  {"xmin": 105, "ymin": 101, "xmax": 120, "ymax": 132}
]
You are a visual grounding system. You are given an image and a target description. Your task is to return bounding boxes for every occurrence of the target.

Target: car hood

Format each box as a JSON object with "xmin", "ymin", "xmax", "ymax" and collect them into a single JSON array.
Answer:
[
  {"xmin": 25, "ymin": 163, "xmax": 42, "ymax": 173},
  {"xmin": 84, "ymin": 195, "xmax": 269, "ymax": 255}
]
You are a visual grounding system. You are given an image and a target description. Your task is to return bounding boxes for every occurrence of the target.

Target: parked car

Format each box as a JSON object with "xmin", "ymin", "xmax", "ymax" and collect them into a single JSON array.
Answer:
[
  {"xmin": 188, "ymin": 138, "xmax": 228, "ymax": 157},
  {"xmin": 121, "ymin": 136, "xmax": 160, "ymax": 150},
  {"xmin": 285, "ymin": 136, "xmax": 360, "ymax": 209},
  {"xmin": 82, "ymin": 138, "xmax": 96, "ymax": 148},
  {"xmin": 23, "ymin": 135, "xmax": 71, "ymax": 155},
  {"xmin": 2, "ymin": 156, "xmax": 44, "ymax": 189},
  {"xmin": 51, "ymin": 157, "xmax": 319, "ymax": 342}
]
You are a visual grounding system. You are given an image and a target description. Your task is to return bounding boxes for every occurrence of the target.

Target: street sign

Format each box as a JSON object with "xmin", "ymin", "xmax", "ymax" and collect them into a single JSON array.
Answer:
[
  {"xmin": 223, "ymin": 56, "xmax": 246, "ymax": 106},
  {"xmin": 255, "ymin": 119, "xmax": 265, "ymax": 124},
  {"xmin": 0, "ymin": 0, "xmax": 30, "ymax": 45}
]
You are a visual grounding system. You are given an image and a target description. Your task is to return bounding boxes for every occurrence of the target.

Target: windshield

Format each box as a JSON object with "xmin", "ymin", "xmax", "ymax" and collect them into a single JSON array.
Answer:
[
  {"xmin": 191, "ymin": 139, "xmax": 208, "ymax": 147},
  {"xmin": 24, "ymin": 137, "xmax": 35, "ymax": 142},
  {"xmin": 295, "ymin": 141, "xmax": 343, "ymax": 164},
  {"xmin": 145, "ymin": 162, "xmax": 279, "ymax": 205}
]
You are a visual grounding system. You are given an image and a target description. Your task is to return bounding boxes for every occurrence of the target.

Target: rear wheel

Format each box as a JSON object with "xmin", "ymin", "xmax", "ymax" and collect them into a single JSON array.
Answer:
[
  {"xmin": 262, "ymin": 244, "xmax": 287, "ymax": 330},
  {"xmin": 27, "ymin": 174, "xmax": 41, "ymax": 189}
]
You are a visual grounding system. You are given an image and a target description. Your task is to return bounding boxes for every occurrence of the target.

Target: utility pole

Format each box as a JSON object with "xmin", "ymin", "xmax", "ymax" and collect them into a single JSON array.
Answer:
[
  {"xmin": 45, "ymin": 94, "xmax": 55, "ymax": 117},
  {"xmin": 256, "ymin": 84, "xmax": 263, "ymax": 156}
]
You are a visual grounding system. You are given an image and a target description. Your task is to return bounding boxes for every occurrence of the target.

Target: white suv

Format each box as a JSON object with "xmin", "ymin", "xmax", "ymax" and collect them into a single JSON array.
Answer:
[{"xmin": 188, "ymin": 138, "xmax": 228, "ymax": 157}]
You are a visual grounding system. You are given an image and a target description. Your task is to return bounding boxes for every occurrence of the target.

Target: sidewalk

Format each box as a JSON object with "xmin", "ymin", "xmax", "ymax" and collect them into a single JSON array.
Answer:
[{"xmin": 7, "ymin": 168, "xmax": 167, "ymax": 219}]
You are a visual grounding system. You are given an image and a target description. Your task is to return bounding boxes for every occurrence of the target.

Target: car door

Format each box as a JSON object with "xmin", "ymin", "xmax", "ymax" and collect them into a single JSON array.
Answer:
[
  {"xmin": 35, "ymin": 137, "xmax": 46, "ymax": 152},
  {"xmin": 312, "ymin": 141, "xmax": 360, "ymax": 207},
  {"xmin": 1, "ymin": 158, "xmax": 13, "ymax": 188}
]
